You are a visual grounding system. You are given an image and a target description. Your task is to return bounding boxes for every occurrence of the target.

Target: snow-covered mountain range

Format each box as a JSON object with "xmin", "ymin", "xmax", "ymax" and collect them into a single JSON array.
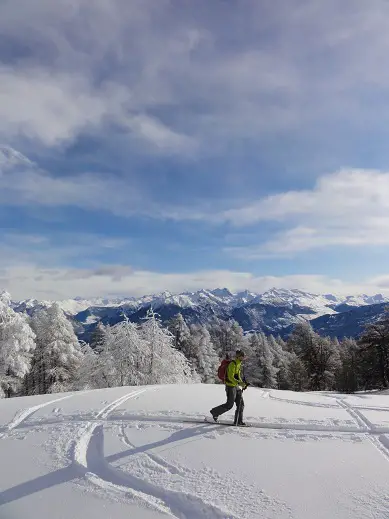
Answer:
[
  {"xmin": 9, "ymin": 288, "xmax": 389, "ymax": 340},
  {"xmin": 12, "ymin": 287, "xmax": 389, "ymax": 317}
]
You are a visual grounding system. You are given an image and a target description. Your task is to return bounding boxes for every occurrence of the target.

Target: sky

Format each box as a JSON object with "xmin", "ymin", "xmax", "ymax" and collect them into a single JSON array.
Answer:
[{"xmin": 1, "ymin": 0, "xmax": 389, "ymax": 300}]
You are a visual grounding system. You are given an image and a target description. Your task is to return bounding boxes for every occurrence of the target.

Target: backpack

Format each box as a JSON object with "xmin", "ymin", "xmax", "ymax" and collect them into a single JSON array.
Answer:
[{"xmin": 217, "ymin": 358, "xmax": 232, "ymax": 382}]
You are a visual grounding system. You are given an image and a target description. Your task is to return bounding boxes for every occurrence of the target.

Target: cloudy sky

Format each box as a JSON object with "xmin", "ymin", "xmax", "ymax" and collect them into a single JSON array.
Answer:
[{"xmin": 1, "ymin": 0, "xmax": 389, "ymax": 300}]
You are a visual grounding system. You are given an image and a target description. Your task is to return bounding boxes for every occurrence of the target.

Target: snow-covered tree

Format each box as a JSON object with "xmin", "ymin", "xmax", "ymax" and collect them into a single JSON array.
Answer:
[
  {"xmin": 140, "ymin": 309, "xmax": 198, "ymax": 384},
  {"xmin": 0, "ymin": 292, "xmax": 35, "ymax": 397},
  {"xmin": 288, "ymin": 352, "xmax": 308, "ymax": 391},
  {"xmin": 168, "ymin": 313, "xmax": 191, "ymax": 352},
  {"xmin": 89, "ymin": 322, "xmax": 106, "ymax": 350},
  {"xmin": 287, "ymin": 322, "xmax": 316, "ymax": 355},
  {"xmin": 311, "ymin": 336, "xmax": 341, "ymax": 390},
  {"xmin": 97, "ymin": 317, "xmax": 150, "ymax": 387},
  {"xmin": 336, "ymin": 338, "xmax": 359, "ymax": 393},
  {"xmin": 287, "ymin": 323, "xmax": 340, "ymax": 391},
  {"xmin": 358, "ymin": 309, "xmax": 389, "ymax": 389},
  {"xmin": 71, "ymin": 341, "xmax": 106, "ymax": 391},
  {"xmin": 268, "ymin": 334, "xmax": 291, "ymax": 390},
  {"xmin": 245, "ymin": 332, "xmax": 278, "ymax": 388},
  {"xmin": 209, "ymin": 319, "xmax": 246, "ymax": 357},
  {"xmin": 75, "ymin": 310, "xmax": 199, "ymax": 390},
  {"xmin": 187, "ymin": 325, "xmax": 219, "ymax": 383},
  {"xmin": 275, "ymin": 335, "xmax": 287, "ymax": 350},
  {"xmin": 28, "ymin": 303, "xmax": 83, "ymax": 394}
]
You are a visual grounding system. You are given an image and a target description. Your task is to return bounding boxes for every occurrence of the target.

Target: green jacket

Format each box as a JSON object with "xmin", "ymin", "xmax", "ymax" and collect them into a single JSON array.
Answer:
[{"xmin": 225, "ymin": 359, "xmax": 245, "ymax": 387}]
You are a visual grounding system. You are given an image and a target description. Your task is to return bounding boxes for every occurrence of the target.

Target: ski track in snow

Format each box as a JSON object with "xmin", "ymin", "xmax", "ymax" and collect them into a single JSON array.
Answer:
[
  {"xmin": 0, "ymin": 393, "xmax": 75, "ymax": 438},
  {"xmin": 4, "ymin": 388, "xmax": 389, "ymax": 518},
  {"xmin": 177, "ymin": 416, "xmax": 389, "ymax": 435},
  {"xmin": 74, "ymin": 389, "xmax": 149, "ymax": 467},
  {"xmin": 336, "ymin": 399, "xmax": 370, "ymax": 431},
  {"xmin": 19, "ymin": 410, "xmax": 389, "ymax": 436},
  {"xmin": 72, "ymin": 394, "xmax": 389, "ymax": 518},
  {"xmin": 73, "ymin": 389, "xmax": 241, "ymax": 519},
  {"xmin": 352, "ymin": 405, "xmax": 389, "ymax": 412},
  {"xmin": 118, "ymin": 424, "xmax": 187, "ymax": 477},
  {"xmin": 116, "ymin": 422, "xmax": 292, "ymax": 519},
  {"xmin": 72, "ymin": 389, "xmax": 175, "ymax": 516},
  {"xmin": 336, "ymin": 398, "xmax": 389, "ymax": 461},
  {"xmin": 258, "ymin": 389, "xmax": 270, "ymax": 399},
  {"xmin": 268, "ymin": 393, "xmax": 340, "ymax": 409},
  {"xmin": 83, "ymin": 424, "xmax": 240, "ymax": 519}
]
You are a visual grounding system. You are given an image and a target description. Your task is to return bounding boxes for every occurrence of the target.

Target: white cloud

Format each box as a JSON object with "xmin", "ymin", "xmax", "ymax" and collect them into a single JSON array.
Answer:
[
  {"xmin": 0, "ymin": 231, "xmax": 387, "ymax": 300},
  {"xmin": 128, "ymin": 114, "xmax": 196, "ymax": 154},
  {"xmin": 0, "ymin": 67, "xmax": 128, "ymax": 146},
  {"xmin": 0, "ymin": 232, "xmax": 132, "ymax": 269},
  {"xmin": 0, "ymin": 147, "xmax": 210, "ymax": 218},
  {"xmin": 3, "ymin": 154, "xmax": 389, "ymax": 258},
  {"xmin": 2, "ymin": 263, "xmax": 389, "ymax": 300},
  {"xmin": 3, "ymin": 0, "xmax": 389, "ymax": 153},
  {"xmin": 222, "ymin": 169, "xmax": 389, "ymax": 256},
  {"xmin": 0, "ymin": 151, "xmax": 148, "ymax": 216},
  {"xmin": 0, "ymin": 67, "xmax": 195, "ymax": 153},
  {"xmin": 369, "ymin": 275, "xmax": 389, "ymax": 289}
]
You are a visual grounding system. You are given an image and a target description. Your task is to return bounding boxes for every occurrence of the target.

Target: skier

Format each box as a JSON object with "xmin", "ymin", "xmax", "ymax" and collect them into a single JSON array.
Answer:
[{"xmin": 210, "ymin": 349, "xmax": 248, "ymax": 426}]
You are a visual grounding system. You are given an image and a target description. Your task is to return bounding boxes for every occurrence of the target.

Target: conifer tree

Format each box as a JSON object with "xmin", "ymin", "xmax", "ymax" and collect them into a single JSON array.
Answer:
[
  {"xmin": 0, "ymin": 292, "xmax": 35, "ymax": 397},
  {"xmin": 187, "ymin": 325, "xmax": 219, "ymax": 383},
  {"xmin": 168, "ymin": 313, "xmax": 191, "ymax": 352},
  {"xmin": 28, "ymin": 303, "xmax": 82, "ymax": 394},
  {"xmin": 358, "ymin": 309, "xmax": 389, "ymax": 389}
]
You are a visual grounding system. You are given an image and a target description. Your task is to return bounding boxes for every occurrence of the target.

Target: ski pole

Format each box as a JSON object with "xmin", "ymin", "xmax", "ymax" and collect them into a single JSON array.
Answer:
[{"xmin": 235, "ymin": 386, "xmax": 245, "ymax": 426}]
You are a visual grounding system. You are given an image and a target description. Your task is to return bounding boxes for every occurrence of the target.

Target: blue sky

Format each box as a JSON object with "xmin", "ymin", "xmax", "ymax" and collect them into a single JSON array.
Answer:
[{"xmin": 1, "ymin": 0, "xmax": 389, "ymax": 300}]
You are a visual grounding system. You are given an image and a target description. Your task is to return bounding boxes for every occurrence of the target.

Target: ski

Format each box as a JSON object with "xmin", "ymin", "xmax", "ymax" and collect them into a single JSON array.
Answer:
[
  {"xmin": 180, "ymin": 418, "xmax": 251, "ymax": 427},
  {"xmin": 204, "ymin": 417, "xmax": 251, "ymax": 427}
]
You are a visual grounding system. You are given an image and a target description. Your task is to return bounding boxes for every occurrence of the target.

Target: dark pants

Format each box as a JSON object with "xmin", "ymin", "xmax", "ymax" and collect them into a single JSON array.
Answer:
[{"xmin": 211, "ymin": 386, "xmax": 244, "ymax": 424}]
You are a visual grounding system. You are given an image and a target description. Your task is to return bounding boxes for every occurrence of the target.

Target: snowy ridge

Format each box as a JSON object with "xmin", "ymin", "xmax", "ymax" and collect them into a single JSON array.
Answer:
[
  {"xmin": 9, "ymin": 288, "xmax": 389, "ymax": 341},
  {"xmin": 11, "ymin": 297, "xmax": 134, "ymax": 316},
  {"xmin": 11, "ymin": 287, "xmax": 389, "ymax": 316}
]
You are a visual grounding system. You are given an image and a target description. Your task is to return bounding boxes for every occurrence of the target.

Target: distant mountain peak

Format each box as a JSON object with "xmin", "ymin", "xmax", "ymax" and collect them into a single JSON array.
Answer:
[{"xmin": 210, "ymin": 288, "xmax": 234, "ymax": 298}]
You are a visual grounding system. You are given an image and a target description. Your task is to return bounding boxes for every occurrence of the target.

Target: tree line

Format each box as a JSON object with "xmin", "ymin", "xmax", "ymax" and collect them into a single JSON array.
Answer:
[{"xmin": 1, "ymin": 290, "xmax": 389, "ymax": 398}]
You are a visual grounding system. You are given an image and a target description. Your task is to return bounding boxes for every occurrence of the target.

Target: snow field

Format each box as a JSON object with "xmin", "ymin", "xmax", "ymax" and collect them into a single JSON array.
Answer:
[{"xmin": 1, "ymin": 385, "xmax": 389, "ymax": 518}]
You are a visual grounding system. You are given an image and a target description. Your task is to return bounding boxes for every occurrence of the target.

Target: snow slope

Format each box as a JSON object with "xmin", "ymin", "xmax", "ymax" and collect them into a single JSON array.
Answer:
[{"xmin": 1, "ymin": 385, "xmax": 389, "ymax": 519}]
